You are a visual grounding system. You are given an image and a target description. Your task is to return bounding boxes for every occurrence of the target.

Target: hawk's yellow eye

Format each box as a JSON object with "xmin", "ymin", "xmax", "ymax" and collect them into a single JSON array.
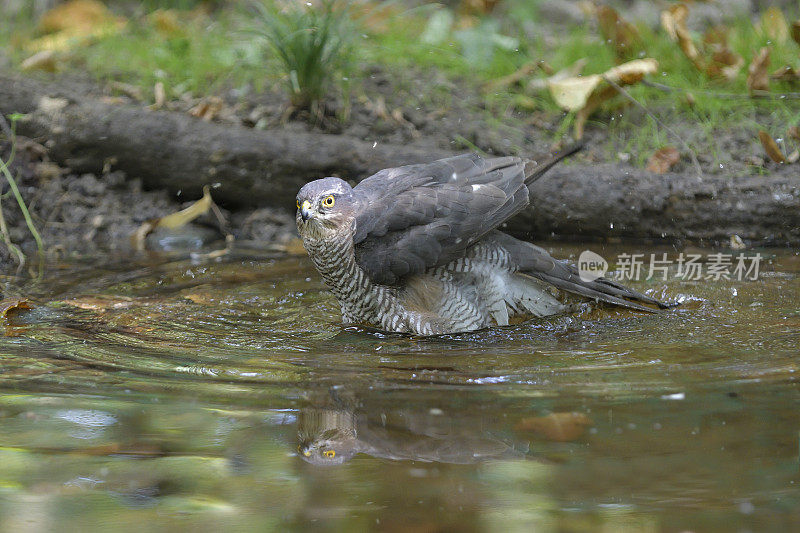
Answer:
[
  {"xmin": 322, "ymin": 195, "xmax": 335, "ymax": 208},
  {"xmin": 323, "ymin": 450, "xmax": 335, "ymax": 458}
]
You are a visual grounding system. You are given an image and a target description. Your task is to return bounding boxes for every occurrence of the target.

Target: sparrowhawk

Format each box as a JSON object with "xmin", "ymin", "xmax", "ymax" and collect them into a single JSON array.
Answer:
[{"xmin": 295, "ymin": 145, "xmax": 671, "ymax": 335}]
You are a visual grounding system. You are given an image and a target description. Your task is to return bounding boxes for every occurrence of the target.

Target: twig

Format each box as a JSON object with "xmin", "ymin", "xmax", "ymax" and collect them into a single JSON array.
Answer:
[
  {"xmin": 643, "ymin": 80, "xmax": 800, "ymax": 100},
  {"xmin": 0, "ymin": 113, "xmax": 45, "ymax": 264},
  {"xmin": 602, "ymin": 75, "xmax": 704, "ymax": 179}
]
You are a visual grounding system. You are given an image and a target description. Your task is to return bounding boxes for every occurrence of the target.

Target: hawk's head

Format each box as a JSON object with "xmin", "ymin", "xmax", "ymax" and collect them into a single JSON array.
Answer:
[{"xmin": 296, "ymin": 177, "xmax": 356, "ymax": 240}]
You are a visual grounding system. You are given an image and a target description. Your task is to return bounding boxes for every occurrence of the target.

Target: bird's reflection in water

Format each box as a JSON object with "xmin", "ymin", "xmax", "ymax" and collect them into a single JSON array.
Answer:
[{"xmin": 297, "ymin": 388, "xmax": 531, "ymax": 466}]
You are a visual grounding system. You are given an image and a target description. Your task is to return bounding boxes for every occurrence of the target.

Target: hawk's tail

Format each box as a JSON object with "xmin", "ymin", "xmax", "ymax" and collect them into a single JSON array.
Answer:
[
  {"xmin": 523, "ymin": 141, "xmax": 585, "ymax": 186},
  {"xmin": 489, "ymin": 232, "xmax": 676, "ymax": 313}
]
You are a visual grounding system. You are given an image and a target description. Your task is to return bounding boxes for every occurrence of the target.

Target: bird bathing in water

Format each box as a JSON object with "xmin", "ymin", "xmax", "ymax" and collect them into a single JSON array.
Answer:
[{"xmin": 295, "ymin": 144, "xmax": 673, "ymax": 335}]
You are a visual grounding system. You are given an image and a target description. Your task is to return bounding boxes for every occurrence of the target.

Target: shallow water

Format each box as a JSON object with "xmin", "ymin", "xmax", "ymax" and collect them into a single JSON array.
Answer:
[{"xmin": 0, "ymin": 243, "xmax": 798, "ymax": 532}]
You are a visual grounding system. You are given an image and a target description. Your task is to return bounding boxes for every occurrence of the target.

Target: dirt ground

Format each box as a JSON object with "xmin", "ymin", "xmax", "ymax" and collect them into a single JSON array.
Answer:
[{"xmin": 1, "ymin": 61, "xmax": 797, "ymax": 269}]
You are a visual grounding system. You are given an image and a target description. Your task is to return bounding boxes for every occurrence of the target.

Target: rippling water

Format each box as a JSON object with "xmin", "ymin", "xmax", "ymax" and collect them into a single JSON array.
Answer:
[{"xmin": 0, "ymin": 243, "xmax": 798, "ymax": 531}]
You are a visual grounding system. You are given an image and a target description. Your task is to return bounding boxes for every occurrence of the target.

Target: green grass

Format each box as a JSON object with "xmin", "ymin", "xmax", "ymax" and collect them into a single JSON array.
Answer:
[
  {"xmin": 248, "ymin": 0, "xmax": 355, "ymax": 114},
  {"xmin": 2, "ymin": 0, "xmax": 799, "ymax": 166}
]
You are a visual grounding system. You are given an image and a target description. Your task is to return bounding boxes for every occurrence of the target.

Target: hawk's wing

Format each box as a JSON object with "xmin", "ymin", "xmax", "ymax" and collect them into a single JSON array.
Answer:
[{"xmin": 351, "ymin": 154, "xmax": 531, "ymax": 286}]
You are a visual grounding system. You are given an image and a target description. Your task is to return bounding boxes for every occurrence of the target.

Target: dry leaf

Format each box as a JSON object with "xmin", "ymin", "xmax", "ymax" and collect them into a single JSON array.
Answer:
[
  {"xmin": 21, "ymin": 50, "xmax": 57, "ymax": 72},
  {"xmin": 661, "ymin": 3, "xmax": 688, "ymax": 41},
  {"xmin": 0, "ymin": 299, "xmax": 33, "ymax": 320},
  {"xmin": 770, "ymin": 65, "xmax": 800, "ymax": 82},
  {"xmin": 646, "ymin": 146, "xmax": 681, "ymax": 173},
  {"xmin": 760, "ymin": 6, "xmax": 789, "ymax": 43},
  {"xmin": 529, "ymin": 58, "xmax": 588, "ymax": 91},
  {"xmin": 789, "ymin": 126, "xmax": 800, "ymax": 141},
  {"xmin": 547, "ymin": 58, "xmax": 658, "ymax": 138},
  {"xmin": 29, "ymin": 0, "xmax": 126, "ymax": 52},
  {"xmin": 747, "ymin": 47, "xmax": 771, "ymax": 94},
  {"xmin": 515, "ymin": 412, "xmax": 592, "ymax": 442},
  {"xmin": 153, "ymin": 81, "xmax": 166, "ymax": 109},
  {"xmin": 662, "ymin": 4, "xmax": 705, "ymax": 71},
  {"xmin": 597, "ymin": 5, "xmax": 640, "ymax": 60},
  {"xmin": 792, "ymin": 21, "xmax": 800, "ymax": 45},
  {"xmin": 189, "ymin": 96, "xmax": 224, "ymax": 121},
  {"xmin": 787, "ymin": 150, "xmax": 800, "ymax": 164},
  {"xmin": 758, "ymin": 130, "xmax": 786, "ymax": 163},
  {"xmin": 131, "ymin": 186, "xmax": 214, "ymax": 250},
  {"xmin": 707, "ymin": 48, "xmax": 744, "ymax": 81}
]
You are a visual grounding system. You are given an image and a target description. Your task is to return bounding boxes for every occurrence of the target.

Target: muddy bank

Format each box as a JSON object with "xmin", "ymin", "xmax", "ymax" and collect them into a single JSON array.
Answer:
[{"xmin": 1, "ymin": 72, "xmax": 799, "ymax": 268}]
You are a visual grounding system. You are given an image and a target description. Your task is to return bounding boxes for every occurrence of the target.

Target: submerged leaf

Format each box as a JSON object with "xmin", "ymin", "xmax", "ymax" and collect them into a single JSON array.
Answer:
[
  {"xmin": 0, "ymin": 299, "xmax": 33, "ymax": 320},
  {"xmin": 758, "ymin": 130, "xmax": 786, "ymax": 163},
  {"xmin": 515, "ymin": 412, "xmax": 592, "ymax": 442}
]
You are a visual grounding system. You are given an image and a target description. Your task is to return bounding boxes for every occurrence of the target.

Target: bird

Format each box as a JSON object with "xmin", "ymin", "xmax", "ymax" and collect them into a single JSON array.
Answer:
[{"xmin": 295, "ymin": 144, "xmax": 672, "ymax": 335}]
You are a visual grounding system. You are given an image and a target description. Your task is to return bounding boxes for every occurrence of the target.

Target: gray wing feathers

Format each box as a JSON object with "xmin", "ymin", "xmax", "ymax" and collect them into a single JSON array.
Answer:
[
  {"xmin": 491, "ymin": 233, "xmax": 670, "ymax": 312},
  {"xmin": 353, "ymin": 154, "xmax": 531, "ymax": 285}
]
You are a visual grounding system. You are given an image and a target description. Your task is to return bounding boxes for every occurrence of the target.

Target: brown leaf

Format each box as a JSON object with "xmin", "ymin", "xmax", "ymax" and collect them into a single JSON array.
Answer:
[
  {"xmin": 31, "ymin": 0, "xmax": 126, "ymax": 52},
  {"xmin": 547, "ymin": 58, "xmax": 658, "ymax": 139},
  {"xmin": 662, "ymin": 4, "xmax": 704, "ymax": 71},
  {"xmin": 760, "ymin": 6, "xmax": 789, "ymax": 43},
  {"xmin": 706, "ymin": 48, "xmax": 744, "ymax": 81},
  {"xmin": 515, "ymin": 412, "xmax": 592, "ymax": 442},
  {"xmin": 661, "ymin": 3, "xmax": 688, "ymax": 41},
  {"xmin": 758, "ymin": 130, "xmax": 786, "ymax": 163},
  {"xmin": 21, "ymin": 50, "xmax": 58, "ymax": 72},
  {"xmin": 189, "ymin": 96, "xmax": 224, "ymax": 121},
  {"xmin": 747, "ymin": 47, "xmax": 771, "ymax": 94},
  {"xmin": 646, "ymin": 146, "xmax": 681, "ymax": 173},
  {"xmin": 131, "ymin": 186, "xmax": 214, "ymax": 250},
  {"xmin": 0, "ymin": 299, "xmax": 34, "ymax": 320},
  {"xmin": 597, "ymin": 5, "xmax": 641, "ymax": 60},
  {"xmin": 793, "ymin": 21, "xmax": 800, "ymax": 45},
  {"xmin": 770, "ymin": 65, "xmax": 800, "ymax": 82},
  {"xmin": 789, "ymin": 125, "xmax": 800, "ymax": 141}
]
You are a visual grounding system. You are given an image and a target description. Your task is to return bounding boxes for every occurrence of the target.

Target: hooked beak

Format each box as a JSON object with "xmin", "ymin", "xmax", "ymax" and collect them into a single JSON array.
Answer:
[{"xmin": 300, "ymin": 200, "xmax": 313, "ymax": 221}]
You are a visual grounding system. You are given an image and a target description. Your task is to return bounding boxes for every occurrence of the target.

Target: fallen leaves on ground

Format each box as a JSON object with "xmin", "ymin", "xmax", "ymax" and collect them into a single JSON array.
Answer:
[
  {"xmin": 20, "ymin": 50, "xmax": 57, "ymax": 72},
  {"xmin": 747, "ymin": 47, "xmax": 771, "ymax": 94},
  {"xmin": 662, "ymin": 3, "xmax": 703, "ymax": 71},
  {"xmin": 789, "ymin": 126, "xmax": 800, "ymax": 141},
  {"xmin": 758, "ymin": 130, "xmax": 786, "ymax": 163},
  {"xmin": 662, "ymin": 5, "xmax": 743, "ymax": 81},
  {"xmin": 771, "ymin": 65, "xmax": 800, "ymax": 83},
  {"xmin": 596, "ymin": 5, "xmax": 641, "ymax": 61},
  {"xmin": 28, "ymin": 0, "xmax": 126, "ymax": 52},
  {"xmin": 646, "ymin": 146, "xmax": 681, "ymax": 174},
  {"xmin": 190, "ymin": 97, "xmax": 224, "ymax": 121},
  {"xmin": 515, "ymin": 412, "xmax": 592, "ymax": 442},
  {"xmin": 547, "ymin": 58, "xmax": 658, "ymax": 138}
]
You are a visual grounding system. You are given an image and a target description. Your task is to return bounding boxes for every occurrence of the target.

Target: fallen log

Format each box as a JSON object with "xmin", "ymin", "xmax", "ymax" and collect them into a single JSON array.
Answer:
[{"xmin": 2, "ymin": 73, "xmax": 799, "ymax": 245}]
